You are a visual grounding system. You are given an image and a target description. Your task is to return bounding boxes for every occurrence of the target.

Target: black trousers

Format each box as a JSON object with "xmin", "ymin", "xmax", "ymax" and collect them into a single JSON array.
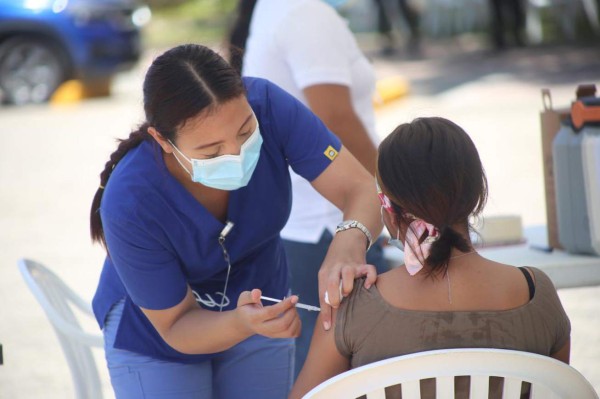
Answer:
[
  {"xmin": 373, "ymin": 0, "xmax": 420, "ymax": 40},
  {"xmin": 489, "ymin": 0, "xmax": 526, "ymax": 48}
]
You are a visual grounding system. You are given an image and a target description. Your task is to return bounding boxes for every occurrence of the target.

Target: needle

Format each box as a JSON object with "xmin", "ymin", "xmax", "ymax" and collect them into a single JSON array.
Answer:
[{"xmin": 260, "ymin": 296, "xmax": 321, "ymax": 312}]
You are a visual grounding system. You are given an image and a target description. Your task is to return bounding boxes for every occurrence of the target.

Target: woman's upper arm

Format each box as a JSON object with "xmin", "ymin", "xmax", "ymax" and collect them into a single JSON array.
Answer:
[
  {"xmin": 303, "ymin": 84, "xmax": 354, "ymax": 124},
  {"xmin": 303, "ymin": 84, "xmax": 378, "ymax": 175},
  {"xmin": 140, "ymin": 286, "xmax": 199, "ymax": 340},
  {"xmin": 102, "ymin": 211, "xmax": 187, "ymax": 311},
  {"xmin": 264, "ymin": 80, "xmax": 343, "ymax": 182},
  {"xmin": 310, "ymin": 145, "xmax": 375, "ymax": 210},
  {"xmin": 263, "ymin": 81, "xmax": 376, "ymax": 211},
  {"xmin": 550, "ymin": 338, "xmax": 571, "ymax": 364},
  {"xmin": 289, "ymin": 312, "xmax": 350, "ymax": 399}
]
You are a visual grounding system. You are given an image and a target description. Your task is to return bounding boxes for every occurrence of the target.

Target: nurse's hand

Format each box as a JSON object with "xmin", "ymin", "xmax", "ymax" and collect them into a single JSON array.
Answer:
[
  {"xmin": 318, "ymin": 229, "xmax": 377, "ymax": 331},
  {"xmin": 235, "ymin": 289, "xmax": 302, "ymax": 339}
]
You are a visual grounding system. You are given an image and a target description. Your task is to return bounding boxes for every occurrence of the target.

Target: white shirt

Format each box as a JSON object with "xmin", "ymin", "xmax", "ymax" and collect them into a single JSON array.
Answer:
[{"xmin": 244, "ymin": 0, "xmax": 379, "ymax": 243}]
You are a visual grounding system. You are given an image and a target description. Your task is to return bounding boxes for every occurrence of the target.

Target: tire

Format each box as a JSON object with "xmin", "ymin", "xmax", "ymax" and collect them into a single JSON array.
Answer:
[{"xmin": 0, "ymin": 36, "xmax": 67, "ymax": 105}]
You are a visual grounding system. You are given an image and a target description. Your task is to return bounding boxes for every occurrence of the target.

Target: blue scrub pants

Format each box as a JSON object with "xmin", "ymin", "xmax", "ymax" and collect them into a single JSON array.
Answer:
[
  {"xmin": 283, "ymin": 230, "xmax": 390, "ymax": 380},
  {"xmin": 103, "ymin": 300, "xmax": 294, "ymax": 399}
]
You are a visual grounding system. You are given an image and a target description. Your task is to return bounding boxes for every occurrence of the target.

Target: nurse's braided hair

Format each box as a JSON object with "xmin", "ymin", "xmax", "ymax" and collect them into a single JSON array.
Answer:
[
  {"xmin": 377, "ymin": 117, "xmax": 488, "ymax": 277},
  {"xmin": 90, "ymin": 44, "xmax": 245, "ymax": 248}
]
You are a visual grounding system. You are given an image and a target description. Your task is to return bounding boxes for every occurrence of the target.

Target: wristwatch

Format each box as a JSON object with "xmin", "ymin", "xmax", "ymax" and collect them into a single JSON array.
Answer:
[{"xmin": 335, "ymin": 220, "xmax": 373, "ymax": 251}]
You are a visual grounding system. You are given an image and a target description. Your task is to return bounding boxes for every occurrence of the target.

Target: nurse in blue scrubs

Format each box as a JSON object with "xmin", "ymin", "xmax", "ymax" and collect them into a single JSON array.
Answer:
[{"xmin": 89, "ymin": 44, "xmax": 382, "ymax": 399}]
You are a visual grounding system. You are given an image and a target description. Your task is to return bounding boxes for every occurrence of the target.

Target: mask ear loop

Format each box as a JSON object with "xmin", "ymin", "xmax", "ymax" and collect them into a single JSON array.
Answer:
[
  {"xmin": 168, "ymin": 140, "xmax": 194, "ymax": 178},
  {"xmin": 380, "ymin": 200, "xmax": 403, "ymax": 245},
  {"xmin": 217, "ymin": 221, "xmax": 235, "ymax": 312}
]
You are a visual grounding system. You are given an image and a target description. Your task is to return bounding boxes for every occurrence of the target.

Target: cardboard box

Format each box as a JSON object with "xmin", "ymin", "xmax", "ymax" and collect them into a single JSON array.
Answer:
[{"xmin": 540, "ymin": 89, "xmax": 569, "ymax": 250}]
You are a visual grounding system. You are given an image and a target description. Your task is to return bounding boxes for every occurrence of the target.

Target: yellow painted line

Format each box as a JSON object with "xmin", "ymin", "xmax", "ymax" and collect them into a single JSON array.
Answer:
[{"xmin": 373, "ymin": 75, "xmax": 410, "ymax": 108}]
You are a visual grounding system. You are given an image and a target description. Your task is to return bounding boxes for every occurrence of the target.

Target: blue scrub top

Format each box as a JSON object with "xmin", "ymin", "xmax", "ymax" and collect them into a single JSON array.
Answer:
[{"xmin": 92, "ymin": 77, "xmax": 342, "ymax": 363}]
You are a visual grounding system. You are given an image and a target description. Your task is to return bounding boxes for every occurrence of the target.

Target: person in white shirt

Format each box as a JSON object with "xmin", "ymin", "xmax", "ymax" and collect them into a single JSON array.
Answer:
[{"xmin": 228, "ymin": 0, "xmax": 390, "ymax": 380}]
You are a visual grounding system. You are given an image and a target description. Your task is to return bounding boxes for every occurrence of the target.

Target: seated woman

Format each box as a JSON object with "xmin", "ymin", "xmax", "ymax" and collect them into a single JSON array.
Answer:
[{"xmin": 289, "ymin": 117, "xmax": 571, "ymax": 399}]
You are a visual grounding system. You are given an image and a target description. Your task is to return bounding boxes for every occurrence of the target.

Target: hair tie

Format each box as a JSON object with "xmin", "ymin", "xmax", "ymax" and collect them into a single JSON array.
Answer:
[
  {"xmin": 404, "ymin": 219, "xmax": 439, "ymax": 276},
  {"xmin": 99, "ymin": 185, "xmax": 105, "ymax": 190}
]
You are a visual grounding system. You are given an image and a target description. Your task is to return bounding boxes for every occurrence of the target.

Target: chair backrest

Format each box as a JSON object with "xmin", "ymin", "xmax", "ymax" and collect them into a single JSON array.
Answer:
[
  {"xmin": 302, "ymin": 348, "xmax": 598, "ymax": 399},
  {"xmin": 18, "ymin": 258, "xmax": 104, "ymax": 399}
]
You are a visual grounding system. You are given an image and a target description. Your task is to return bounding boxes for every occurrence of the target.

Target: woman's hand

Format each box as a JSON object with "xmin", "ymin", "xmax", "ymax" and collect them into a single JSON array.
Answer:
[
  {"xmin": 235, "ymin": 289, "xmax": 302, "ymax": 338},
  {"xmin": 318, "ymin": 229, "xmax": 377, "ymax": 331}
]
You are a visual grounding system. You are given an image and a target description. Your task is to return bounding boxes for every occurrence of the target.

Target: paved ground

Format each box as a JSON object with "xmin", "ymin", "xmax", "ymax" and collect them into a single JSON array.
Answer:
[{"xmin": 0, "ymin": 40, "xmax": 598, "ymax": 398}]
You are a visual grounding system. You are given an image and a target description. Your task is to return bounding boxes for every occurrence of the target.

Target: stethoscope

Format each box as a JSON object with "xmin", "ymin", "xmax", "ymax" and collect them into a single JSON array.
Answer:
[
  {"xmin": 212, "ymin": 220, "xmax": 321, "ymax": 312},
  {"xmin": 216, "ymin": 221, "xmax": 235, "ymax": 312}
]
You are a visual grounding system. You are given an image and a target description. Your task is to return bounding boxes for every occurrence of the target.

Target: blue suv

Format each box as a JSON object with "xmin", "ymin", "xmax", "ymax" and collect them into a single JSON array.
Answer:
[{"xmin": 0, "ymin": 0, "xmax": 151, "ymax": 105}]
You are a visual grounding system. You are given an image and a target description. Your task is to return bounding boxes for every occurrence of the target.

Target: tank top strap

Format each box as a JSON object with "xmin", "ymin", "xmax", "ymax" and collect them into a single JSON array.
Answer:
[{"xmin": 518, "ymin": 266, "xmax": 535, "ymax": 300}]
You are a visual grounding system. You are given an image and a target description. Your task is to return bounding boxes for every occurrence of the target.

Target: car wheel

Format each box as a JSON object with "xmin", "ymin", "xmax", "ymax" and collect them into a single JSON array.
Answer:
[{"xmin": 0, "ymin": 36, "xmax": 66, "ymax": 105}]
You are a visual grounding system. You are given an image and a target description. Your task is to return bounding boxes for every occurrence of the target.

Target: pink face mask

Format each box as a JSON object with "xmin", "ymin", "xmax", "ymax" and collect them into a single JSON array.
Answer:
[{"xmin": 376, "ymin": 180, "xmax": 439, "ymax": 275}]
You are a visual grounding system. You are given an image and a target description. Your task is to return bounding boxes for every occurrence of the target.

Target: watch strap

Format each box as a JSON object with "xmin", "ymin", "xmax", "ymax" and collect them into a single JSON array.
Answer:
[{"xmin": 335, "ymin": 220, "xmax": 373, "ymax": 251}]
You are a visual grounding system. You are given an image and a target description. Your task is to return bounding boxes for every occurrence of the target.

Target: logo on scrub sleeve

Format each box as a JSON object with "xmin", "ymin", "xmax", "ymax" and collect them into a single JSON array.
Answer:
[{"xmin": 324, "ymin": 145, "xmax": 338, "ymax": 161}]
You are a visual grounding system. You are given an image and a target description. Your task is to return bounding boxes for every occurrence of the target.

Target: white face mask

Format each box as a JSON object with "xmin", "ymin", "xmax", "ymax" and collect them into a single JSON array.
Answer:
[
  {"xmin": 388, "ymin": 228, "xmax": 404, "ymax": 251},
  {"xmin": 169, "ymin": 122, "xmax": 263, "ymax": 191},
  {"xmin": 381, "ymin": 206, "xmax": 404, "ymax": 251}
]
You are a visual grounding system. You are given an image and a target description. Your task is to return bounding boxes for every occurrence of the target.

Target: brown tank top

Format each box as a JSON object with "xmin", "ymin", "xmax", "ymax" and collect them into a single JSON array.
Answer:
[{"xmin": 334, "ymin": 267, "xmax": 571, "ymax": 398}]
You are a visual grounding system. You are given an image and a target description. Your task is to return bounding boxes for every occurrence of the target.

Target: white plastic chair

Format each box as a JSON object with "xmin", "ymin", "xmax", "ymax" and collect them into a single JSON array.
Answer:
[
  {"xmin": 18, "ymin": 258, "xmax": 104, "ymax": 399},
  {"xmin": 302, "ymin": 348, "xmax": 599, "ymax": 399}
]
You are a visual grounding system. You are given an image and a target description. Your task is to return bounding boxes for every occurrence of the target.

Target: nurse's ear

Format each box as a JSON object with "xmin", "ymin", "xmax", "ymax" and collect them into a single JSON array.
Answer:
[{"xmin": 147, "ymin": 126, "xmax": 175, "ymax": 154}]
